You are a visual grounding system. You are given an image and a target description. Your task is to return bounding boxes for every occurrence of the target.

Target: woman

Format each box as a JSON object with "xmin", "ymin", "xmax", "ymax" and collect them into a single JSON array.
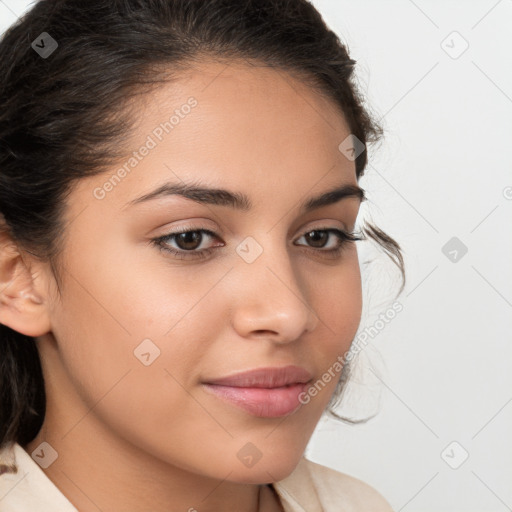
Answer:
[{"xmin": 0, "ymin": 0, "xmax": 405, "ymax": 510}]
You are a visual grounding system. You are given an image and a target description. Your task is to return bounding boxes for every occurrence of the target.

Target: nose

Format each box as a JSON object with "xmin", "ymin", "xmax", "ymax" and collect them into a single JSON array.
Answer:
[{"xmin": 229, "ymin": 238, "xmax": 319, "ymax": 344}]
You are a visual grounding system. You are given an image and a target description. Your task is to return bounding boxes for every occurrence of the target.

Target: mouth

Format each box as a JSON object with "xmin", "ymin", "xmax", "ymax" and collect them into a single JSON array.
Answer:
[
  {"xmin": 201, "ymin": 382, "xmax": 311, "ymax": 417},
  {"xmin": 202, "ymin": 365, "xmax": 313, "ymax": 418}
]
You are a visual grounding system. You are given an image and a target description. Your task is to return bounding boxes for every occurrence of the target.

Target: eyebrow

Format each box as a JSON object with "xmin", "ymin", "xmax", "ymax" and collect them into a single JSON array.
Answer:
[{"xmin": 124, "ymin": 181, "xmax": 366, "ymax": 213}]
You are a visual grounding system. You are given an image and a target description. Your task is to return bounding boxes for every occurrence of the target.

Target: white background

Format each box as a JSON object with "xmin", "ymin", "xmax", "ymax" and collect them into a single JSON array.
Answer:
[
  {"xmin": 305, "ymin": 2, "xmax": 512, "ymax": 512},
  {"xmin": 1, "ymin": 1, "xmax": 511, "ymax": 511}
]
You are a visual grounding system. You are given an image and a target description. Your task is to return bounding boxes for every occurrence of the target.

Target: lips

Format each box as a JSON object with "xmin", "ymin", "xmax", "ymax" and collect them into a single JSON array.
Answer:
[
  {"xmin": 203, "ymin": 365, "xmax": 313, "ymax": 388},
  {"xmin": 202, "ymin": 365, "xmax": 313, "ymax": 418}
]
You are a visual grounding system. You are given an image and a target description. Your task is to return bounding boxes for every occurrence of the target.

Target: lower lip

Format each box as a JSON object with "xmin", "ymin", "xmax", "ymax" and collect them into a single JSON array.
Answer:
[{"xmin": 202, "ymin": 382, "xmax": 309, "ymax": 418}]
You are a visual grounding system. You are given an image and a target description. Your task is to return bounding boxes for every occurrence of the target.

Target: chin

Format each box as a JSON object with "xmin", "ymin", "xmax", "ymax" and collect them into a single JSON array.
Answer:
[{"xmin": 225, "ymin": 449, "xmax": 305, "ymax": 485}]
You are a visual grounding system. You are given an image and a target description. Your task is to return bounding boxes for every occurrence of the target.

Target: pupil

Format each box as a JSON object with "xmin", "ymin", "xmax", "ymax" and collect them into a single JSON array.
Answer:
[
  {"xmin": 177, "ymin": 231, "xmax": 201, "ymax": 250},
  {"xmin": 307, "ymin": 230, "xmax": 327, "ymax": 248}
]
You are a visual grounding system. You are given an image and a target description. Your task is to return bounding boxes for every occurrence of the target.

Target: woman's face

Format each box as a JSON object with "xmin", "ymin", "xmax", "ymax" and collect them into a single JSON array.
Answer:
[{"xmin": 35, "ymin": 59, "xmax": 363, "ymax": 483}]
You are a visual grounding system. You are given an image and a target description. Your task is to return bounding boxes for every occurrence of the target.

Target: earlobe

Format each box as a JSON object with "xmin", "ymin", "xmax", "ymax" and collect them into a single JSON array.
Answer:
[{"xmin": 0, "ymin": 229, "xmax": 52, "ymax": 337}]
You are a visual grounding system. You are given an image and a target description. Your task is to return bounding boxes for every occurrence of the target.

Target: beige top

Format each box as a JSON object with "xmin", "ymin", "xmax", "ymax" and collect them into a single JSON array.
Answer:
[{"xmin": 0, "ymin": 442, "xmax": 394, "ymax": 511}]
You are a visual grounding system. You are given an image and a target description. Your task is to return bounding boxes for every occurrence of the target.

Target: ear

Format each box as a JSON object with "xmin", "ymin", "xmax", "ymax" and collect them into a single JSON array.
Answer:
[{"xmin": 0, "ymin": 220, "xmax": 52, "ymax": 337}]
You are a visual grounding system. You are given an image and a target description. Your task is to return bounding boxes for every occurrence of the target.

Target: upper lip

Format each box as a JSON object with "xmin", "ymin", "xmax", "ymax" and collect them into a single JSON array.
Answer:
[{"xmin": 203, "ymin": 365, "xmax": 313, "ymax": 388}]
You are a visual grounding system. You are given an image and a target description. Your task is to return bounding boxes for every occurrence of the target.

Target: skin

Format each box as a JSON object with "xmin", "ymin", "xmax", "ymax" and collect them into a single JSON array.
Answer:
[{"xmin": 0, "ymin": 58, "xmax": 363, "ymax": 512}]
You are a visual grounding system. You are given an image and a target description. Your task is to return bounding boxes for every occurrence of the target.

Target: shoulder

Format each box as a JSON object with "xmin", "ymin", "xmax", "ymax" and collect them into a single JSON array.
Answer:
[
  {"xmin": 302, "ymin": 457, "xmax": 394, "ymax": 511},
  {"xmin": 0, "ymin": 442, "xmax": 78, "ymax": 512},
  {"xmin": 273, "ymin": 455, "xmax": 394, "ymax": 512}
]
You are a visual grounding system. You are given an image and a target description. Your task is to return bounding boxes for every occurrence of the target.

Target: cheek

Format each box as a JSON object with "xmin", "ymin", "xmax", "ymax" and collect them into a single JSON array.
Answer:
[
  {"xmin": 49, "ymin": 235, "xmax": 230, "ymax": 427},
  {"xmin": 305, "ymin": 248, "xmax": 362, "ymax": 396},
  {"xmin": 49, "ymin": 258, "xmax": 226, "ymax": 471},
  {"xmin": 311, "ymin": 246, "xmax": 363, "ymax": 349}
]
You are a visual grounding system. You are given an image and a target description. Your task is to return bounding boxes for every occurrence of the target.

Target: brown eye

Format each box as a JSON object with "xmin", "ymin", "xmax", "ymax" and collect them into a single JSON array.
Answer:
[
  {"xmin": 295, "ymin": 228, "xmax": 363, "ymax": 258},
  {"xmin": 304, "ymin": 230, "xmax": 329, "ymax": 248},
  {"xmin": 152, "ymin": 225, "xmax": 362, "ymax": 261},
  {"xmin": 174, "ymin": 231, "xmax": 204, "ymax": 251},
  {"xmin": 152, "ymin": 227, "xmax": 221, "ymax": 260}
]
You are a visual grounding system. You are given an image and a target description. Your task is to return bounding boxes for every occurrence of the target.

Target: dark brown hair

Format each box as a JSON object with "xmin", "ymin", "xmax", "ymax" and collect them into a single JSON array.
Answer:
[{"xmin": 0, "ymin": 0, "xmax": 405, "ymax": 458}]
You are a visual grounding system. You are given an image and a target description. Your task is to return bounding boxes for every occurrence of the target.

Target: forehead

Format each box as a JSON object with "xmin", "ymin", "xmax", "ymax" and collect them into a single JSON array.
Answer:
[
  {"xmin": 135, "ymin": 56, "xmax": 352, "ymax": 150},
  {"xmin": 73, "ymin": 58, "xmax": 357, "ymax": 216}
]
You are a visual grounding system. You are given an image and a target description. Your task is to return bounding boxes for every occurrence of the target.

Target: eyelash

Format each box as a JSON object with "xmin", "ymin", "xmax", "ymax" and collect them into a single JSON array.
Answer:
[{"xmin": 151, "ymin": 225, "xmax": 363, "ymax": 261}]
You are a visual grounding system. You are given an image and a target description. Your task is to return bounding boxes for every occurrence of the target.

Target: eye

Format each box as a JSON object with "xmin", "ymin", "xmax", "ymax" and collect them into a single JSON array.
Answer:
[
  {"xmin": 294, "ymin": 227, "xmax": 363, "ymax": 259},
  {"xmin": 151, "ymin": 226, "xmax": 221, "ymax": 260},
  {"xmin": 151, "ymin": 225, "xmax": 363, "ymax": 261},
  {"xmin": 296, "ymin": 228, "xmax": 355, "ymax": 250}
]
